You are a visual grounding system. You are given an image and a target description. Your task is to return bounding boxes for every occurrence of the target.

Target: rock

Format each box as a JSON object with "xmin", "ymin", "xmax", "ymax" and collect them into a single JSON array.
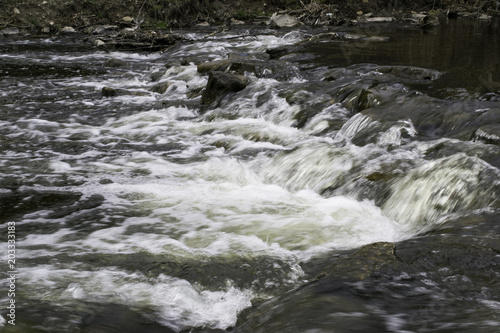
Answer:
[
  {"xmin": 473, "ymin": 125, "xmax": 500, "ymax": 145},
  {"xmin": 101, "ymin": 87, "xmax": 148, "ymax": 97},
  {"xmin": 13, "ymin": 7, "xmax": 20, "ymax": 15},
  {"xmin": 102, "ymin": 87, "xmax": 117, "ymax": 97},
  {"xmin": 41, "ymin": 27, "xmax": 51, "ymax": 34},
  {"xmin": 60, "ymin": 26, "xmax": 76, "ymax": 33},
  {"xmin": 150, "ymin": 70, "xmax": 167, "ymax": 82},
  {"xmin": 1, "ymin": 27, "xmax": 20, "ymax": 36},
  {"xmin": 197, "ymin": 58, "xmax": 233, "ymax": 73},
  {"xmin": 230, "ymin": 18, "xmax": 245, "ymax": 25},
  {"xmin": 356, "ymin": 11, "xmax": 363, "ymax": 16},
  {"xmin": 122, "ymin": 16, "xmax": 134, "ymax": 23},
  {"xmin": 201, "ymin": 71, "xmax": 249, "ymax": 105},
  {"xmin": 376, "ymin": 65, "xmax": 441, "ymax": 81},
  {"xmin": 150, "ymin": 82, "xmax": 173, "ymax": 94},
  {"xmin": 269, "ymin": 13, "xmax": 302, "ymax": 28},
  {"xmin": 93, "ymin": 39, "xmax": 106, "ymax": 47},
  {"xmin": 410, "ymin": 12, "xmax": 439, "ymax": 27},
  {"xmin": 85, "ymin": 25, "xmax": 118, "ymax": 35},
  {"xmin": 197, "ymin": 57, "xmax": 258, "ymax": 75},
  {"xmin": 478, "ymin": 14, "xmax": 492, "ymax": 20},
  {"xmin": 104, "ymin": 58, "xmax": 127, "ymax": 67},
  {"xmin": 196, "ymin": 21, "xmax": 210, "ymax": 27},
  {"xmin": 363, "ymin": 17, "xmax": 394, "ymax": 23}
]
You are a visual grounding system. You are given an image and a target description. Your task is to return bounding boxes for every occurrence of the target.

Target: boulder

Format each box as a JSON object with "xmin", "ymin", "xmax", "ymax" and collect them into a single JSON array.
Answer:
[
  {"xmin": 269, "ymin": 13, "xmax": 302, "ymax": 28},
  {"xmin": 201, "ymin": 71, "xmax": 249, "ymax": 105}
]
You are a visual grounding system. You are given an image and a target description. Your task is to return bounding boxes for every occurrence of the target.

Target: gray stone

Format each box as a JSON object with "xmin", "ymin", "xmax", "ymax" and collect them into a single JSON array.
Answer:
[
  {"xmin": 61, "ymin": 26, "xmax": 76, "ymax": 33},
  {"xmin": 201, "ymin": 71, "xmax": 249, "ymax": 105},
  {"xmin": 269, "ymin": 13, "xmax": 302, "ymax": 28},
  {"xmin": 1, "ymin": 27, "xmax": 20, "ymax": 36},
  {"xmin": 94, "ymin": 39, "xmax": 106, "ymax": 47}
]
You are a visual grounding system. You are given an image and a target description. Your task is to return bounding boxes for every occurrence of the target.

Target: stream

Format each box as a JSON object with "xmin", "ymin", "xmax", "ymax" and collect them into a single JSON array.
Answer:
[{"xmin": 0, "ymin": 18, "xmax": 499, "ymax": 332}]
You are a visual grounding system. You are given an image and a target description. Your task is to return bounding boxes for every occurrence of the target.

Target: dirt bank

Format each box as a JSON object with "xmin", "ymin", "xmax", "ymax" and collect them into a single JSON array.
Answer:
[{"xmin": 0, "ymin": 0, "xmax": 498, "ymax": 34}]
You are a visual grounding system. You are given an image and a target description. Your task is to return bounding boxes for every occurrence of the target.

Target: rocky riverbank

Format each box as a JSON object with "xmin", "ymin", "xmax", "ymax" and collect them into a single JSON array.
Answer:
[{"xmin": 1, "ymin": 0, "xmax": 499, "ymax": 38}]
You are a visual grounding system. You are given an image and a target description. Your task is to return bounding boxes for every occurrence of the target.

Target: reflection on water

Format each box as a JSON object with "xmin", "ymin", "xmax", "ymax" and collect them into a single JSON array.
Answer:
[{"xmin": 306, "ymin": 18, "xmax": 500, "ymax": 97}]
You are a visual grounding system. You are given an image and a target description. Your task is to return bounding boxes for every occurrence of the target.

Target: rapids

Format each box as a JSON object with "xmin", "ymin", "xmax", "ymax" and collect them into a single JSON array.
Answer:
[{"xmin": 0, "ymin": 18, "xmax": 499, "ymax": 332}]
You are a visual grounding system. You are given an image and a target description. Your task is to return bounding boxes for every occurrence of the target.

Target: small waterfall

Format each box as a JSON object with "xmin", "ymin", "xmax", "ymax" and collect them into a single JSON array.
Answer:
[{"xmin": 382, "ymin": 154, "xmax": 500, "ymax": 231}]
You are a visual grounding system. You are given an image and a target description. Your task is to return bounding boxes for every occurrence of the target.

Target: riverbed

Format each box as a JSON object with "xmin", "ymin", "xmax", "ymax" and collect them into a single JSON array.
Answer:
[{"xmin": 0, "ymin": 18, "xmax": 499, "ymax": 332}]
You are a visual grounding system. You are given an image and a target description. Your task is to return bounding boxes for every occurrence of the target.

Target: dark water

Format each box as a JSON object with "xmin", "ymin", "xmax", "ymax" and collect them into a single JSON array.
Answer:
[{"xmin": 0, "ymin": 18, "xmax": 499, "ymax": 332}]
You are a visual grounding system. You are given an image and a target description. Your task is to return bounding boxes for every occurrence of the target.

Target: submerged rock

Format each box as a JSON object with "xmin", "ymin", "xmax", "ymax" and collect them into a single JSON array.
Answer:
[
  {"xmin": 104, "ymin": 58, "xmax": 127, "ymax": 67},
  {"xmin": 150, "ymin": 70, "xmax": 167, "ymax": 82},
  {"xmin": 197, "ymin": 57, "xmax": 259, "ymax": 76},
  {"xmin": 201, "ymin": 71, "xmax": 250, "ymax": 105},
  {"xmin": 150, "ymin": 82, "xmax": 173, "ymax": 94}
]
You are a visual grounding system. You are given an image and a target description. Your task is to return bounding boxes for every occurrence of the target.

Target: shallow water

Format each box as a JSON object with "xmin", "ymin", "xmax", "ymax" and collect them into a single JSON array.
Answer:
[{"xmin": 0, "ymin": 18, "xmax": 499, "ymax": 332}]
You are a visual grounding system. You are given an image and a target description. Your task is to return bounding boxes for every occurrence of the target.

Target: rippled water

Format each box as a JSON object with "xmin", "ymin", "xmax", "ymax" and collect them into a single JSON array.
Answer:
[{"xmin": 0, "ymin": 18, "xmax": 499, "ymax": 332}]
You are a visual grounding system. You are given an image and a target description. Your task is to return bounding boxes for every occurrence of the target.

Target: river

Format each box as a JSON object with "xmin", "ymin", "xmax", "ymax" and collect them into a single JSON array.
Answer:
[{"xmin": 0, "ymin": 18, "xmax": 499, "ymax": 332}]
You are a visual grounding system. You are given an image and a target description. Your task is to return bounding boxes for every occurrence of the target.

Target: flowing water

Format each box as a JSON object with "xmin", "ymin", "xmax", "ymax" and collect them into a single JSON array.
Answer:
[{"xmin": 0, "ymin": 18, "xmax": 499, "ymax": 332}]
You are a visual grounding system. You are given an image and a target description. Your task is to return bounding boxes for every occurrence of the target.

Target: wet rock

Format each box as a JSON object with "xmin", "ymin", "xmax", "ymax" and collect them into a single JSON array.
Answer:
[
  {"xmin": 1, "ymin": 27, "xmax": 20, "ymax": 36},
  {"xmin": 101, "ymin": 86, "xmax": 149, "ymax": 97},
  {"xmin": 269, "ymin": 13, "xmax": 302, "ymax": 28},
  {"xmin": 372, "ymin": 65, "xmax": 440, "ymax": 81},
  {"xmin": 197, "ymin": 58, "xmax": 233, "ymax": 73},
  {"xmin": 104, "ymin": 58, "xmax": 127, "ymax": 67},
  {"xmin": 201, "ymin": 71, "xmax": 249, "ymax": 105},
  {"xmin": 102, "ymin": 87, "xmax": 118, "ymax": 97},
  {"xmin": 237, "ymin": 209, "xmax": 500, "ymax": 332},
  {"xmin": 150, "ymin": 82, "xmax": 173, "ymax": 94},
  {"xmin": 266, "ymin": 44, "xmax": 309, "ymax": 59},
  {"xmin": 323, "ymin": 242, "xmax": 397, "ymax": 280},
  {"xmin": 197, "ymin": 57, "xmax": 258, "ymax": 75},
  {"xmin": 409, "ymin": 12, "xmax": 440, "ymax": 27},
  {"xmin": 150, "ymin": 70, "xmax": 167, "ymax": 82},
  {"xmin": 473, "ymin": 124, "xmax": 500, "ymax": 145}
]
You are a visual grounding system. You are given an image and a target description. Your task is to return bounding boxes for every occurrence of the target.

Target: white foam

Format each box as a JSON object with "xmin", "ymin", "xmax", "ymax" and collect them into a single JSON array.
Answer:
[{"xmin": 20, "ymin": 266, "xmax": 253, "ymax": 331}]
